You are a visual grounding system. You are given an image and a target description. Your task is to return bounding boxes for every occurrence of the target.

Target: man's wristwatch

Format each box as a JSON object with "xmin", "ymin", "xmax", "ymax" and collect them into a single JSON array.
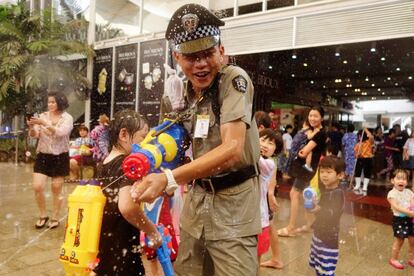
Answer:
[{"xmin": 163, "ymin": 169, "xmax": 178, "ymax": 194}]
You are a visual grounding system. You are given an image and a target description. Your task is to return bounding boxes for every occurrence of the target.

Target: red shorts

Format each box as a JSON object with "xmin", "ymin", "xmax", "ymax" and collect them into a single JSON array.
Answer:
[{"xmin": 257, "ymin": 226, "xmax": 270, "ymax": 256}]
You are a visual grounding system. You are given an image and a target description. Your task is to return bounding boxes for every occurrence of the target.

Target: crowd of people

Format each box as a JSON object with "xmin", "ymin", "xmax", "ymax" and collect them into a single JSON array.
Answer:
[{"xmin": 24, "ymin": 3, "xmax": 414, "ymax": 275}]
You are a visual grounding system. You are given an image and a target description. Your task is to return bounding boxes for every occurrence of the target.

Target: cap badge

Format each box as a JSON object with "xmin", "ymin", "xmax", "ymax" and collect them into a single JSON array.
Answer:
[{"xmin": 182, "ymin": 13, "xmax": 199, "ymax": 34}]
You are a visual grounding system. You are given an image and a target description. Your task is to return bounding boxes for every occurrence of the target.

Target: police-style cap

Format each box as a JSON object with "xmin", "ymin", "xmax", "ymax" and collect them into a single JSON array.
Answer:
[{"xmin": 166, "ymin": 3, "xmax": 225, "ymax": 54}]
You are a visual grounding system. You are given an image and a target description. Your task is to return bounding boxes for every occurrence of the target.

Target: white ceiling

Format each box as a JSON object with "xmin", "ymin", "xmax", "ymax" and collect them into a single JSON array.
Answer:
[{"xmin": 0, "ymin": 0, "xmax": 261, "ymax": 36}]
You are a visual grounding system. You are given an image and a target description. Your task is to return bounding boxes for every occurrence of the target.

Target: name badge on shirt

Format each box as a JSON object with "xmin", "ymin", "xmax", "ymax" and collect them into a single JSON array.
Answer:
[{"xmin": 194, "ymin": 115, "xmax": 210, "ymax": 138}]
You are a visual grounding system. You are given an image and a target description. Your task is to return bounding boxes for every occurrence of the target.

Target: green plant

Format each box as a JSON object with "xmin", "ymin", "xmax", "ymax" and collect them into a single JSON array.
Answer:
[{"xmin": 0, "ymin": 0, "xmax": 94, "ymax": 117}]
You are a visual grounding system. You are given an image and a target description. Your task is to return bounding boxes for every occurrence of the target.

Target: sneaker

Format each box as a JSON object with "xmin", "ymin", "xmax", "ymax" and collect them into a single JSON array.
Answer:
[
  {"xmin": 361, "ymin": 189, "xmax": 367, "ymax": 196},
  {"xmin": 389, "ymin": 259, "xmax": 404, "ymax": 269}
]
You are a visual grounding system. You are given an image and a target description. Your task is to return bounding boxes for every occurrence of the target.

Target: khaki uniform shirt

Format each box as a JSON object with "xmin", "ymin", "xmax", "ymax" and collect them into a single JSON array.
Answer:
[{"xmin": 160, "ymin": 65, "xmax": 261, "ymax": 240}]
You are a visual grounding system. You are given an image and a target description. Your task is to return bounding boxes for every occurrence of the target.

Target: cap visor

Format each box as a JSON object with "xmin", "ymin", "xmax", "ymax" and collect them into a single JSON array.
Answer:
[{"xmin": 174, "ymin": 35, "xmax": 220, "ymax": 54}]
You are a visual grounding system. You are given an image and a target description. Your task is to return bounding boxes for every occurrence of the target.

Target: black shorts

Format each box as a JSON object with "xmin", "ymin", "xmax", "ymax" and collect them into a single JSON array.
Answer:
[
  {"xmin": 392, "ymin": 216, "xmax": 414, "ymax": 239},
  {"xmin": 293, "ymin": 177, "xmax": 309, "ymax": 191},
  {"xmin": 34, "ymin": 152, "xmax": 70, "ymax": 177}
]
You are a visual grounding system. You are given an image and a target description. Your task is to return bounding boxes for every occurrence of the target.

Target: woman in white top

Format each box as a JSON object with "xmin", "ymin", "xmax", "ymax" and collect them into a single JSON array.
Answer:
[
  {"xmin": 403, "ymin": 131, "xmax": 414, "ymax": 188},
  {"xmin": 28, "ymin": 91, "xmax": 73, "ymax": 229}
]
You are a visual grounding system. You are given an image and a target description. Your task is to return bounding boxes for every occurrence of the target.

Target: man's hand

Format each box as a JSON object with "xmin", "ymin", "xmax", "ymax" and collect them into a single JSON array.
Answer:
[{"xmin": 130, "ymin": 172, "xmax": 168, "ymax": 202}]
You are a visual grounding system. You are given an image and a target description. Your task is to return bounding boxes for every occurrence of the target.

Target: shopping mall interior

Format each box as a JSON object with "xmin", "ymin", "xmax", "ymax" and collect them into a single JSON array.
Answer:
[{"xmin": 0, "ymin": 0, "xmax": 414, "ymax": 275}]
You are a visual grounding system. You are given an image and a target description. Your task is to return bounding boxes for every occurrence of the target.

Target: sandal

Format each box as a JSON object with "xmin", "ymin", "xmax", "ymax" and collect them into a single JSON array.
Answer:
[
  {"xmin": 47, "ymin": 219, "xmax": 59, "ymax": 229},
  {"xmin": 35, "ymin": 216, "xmax": 49, "ymax": 229},
  {"xmin": 389, "ymin": 259, "xmax": 404, "ymax": 269},
  {"xmin": 277, "ymin": 227, "xmax": 296, "ymax": 237},
  {"xmin": 295, "ymin": 225, "xmax": 313, "ymax": 234}
]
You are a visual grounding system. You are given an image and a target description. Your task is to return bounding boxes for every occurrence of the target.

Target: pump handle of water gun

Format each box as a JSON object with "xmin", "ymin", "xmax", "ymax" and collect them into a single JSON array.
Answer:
[{"xmin": 155, "ymin": 224, "xmax": 174, "ymax": 276}]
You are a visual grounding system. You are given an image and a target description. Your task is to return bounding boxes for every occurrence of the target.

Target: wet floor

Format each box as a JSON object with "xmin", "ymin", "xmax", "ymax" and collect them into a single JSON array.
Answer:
[{"xmin": 0, "ymin": 162, "xmax": 413, "ymax": 275}]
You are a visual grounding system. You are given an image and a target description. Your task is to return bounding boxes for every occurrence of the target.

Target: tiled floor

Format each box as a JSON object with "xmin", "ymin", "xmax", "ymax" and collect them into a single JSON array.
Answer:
[{"xmin": 0, "ymin": 162, "xmax": 413, "ymax": 275}]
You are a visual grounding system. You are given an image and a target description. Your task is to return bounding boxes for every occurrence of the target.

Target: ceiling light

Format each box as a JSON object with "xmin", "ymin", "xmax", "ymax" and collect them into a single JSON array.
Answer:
[
  {"xmin": 292, "ymin": 51, "xmax": 297, "ymax": 59},
  {"xmin": 381, "ymin": 57, "xmax": 386, "ymax": 61},
  {"xmin": 387, "ymin": 77, "xmax": 391, "ymax": 80},
  {"xmin": 335, "ymin": 47, "xmax": 341, "ymax": 57},
  {"xmin": 370, "ymin": 42, "xmax": 377, "ymax": 53},
  {"xmin": 323, "ymin": 85, "xmax": 327, "ymax": 88},
  {"xmin": 335, "ymin": 79, "xmax": 342, "ymax": 83},
  {"xmin": 409, "ymin": 76, "xmax": 413, "ymax": 80},
  {"xmin": 355, "ymin": 70, "xmax": 359, "ymax": 74},
  {"xmin": 268, "ymin": 65, "xmax": 273, "ymax": 69},
  {"xmin": 395, "ymin": 83, "xmax": 399, "ymax": 86},
  {"xmin": 365, "ymin": 77, "xmax": 369, "ymax": 81},
  {"xmin": 303, "ymin": 63, "xmax": 308, "ymax": 67},
  {"xmin": 345, "ymin": 93, "xmax": 348, "ymax": 96},
  {"xmin": 335, "ymin": 89, "xmax": 338, "ymax": 93},
  {"xmin": 377, "ymin": 88, "xmax": 381, "ymax": 91},
  {"xmin": 371, "ymin": 83, "xmax": 375, "ymax": 87},
  {"xmin": 372, "ymin": 97, "xmax": 376, "ymax": 100},
  {"xmin": 382, "ymin": 92, "xmax": 385, "ymax": 95},
  {"xmin": 396, "ymin": 67, "xmax": 401, "ymax": 71},
  {"xmin": 291, "ymin": 74, "xmax": 295, "ymax": 77},
  {"xmin": 354, "ymin": 88, "xmax": 360, "ymax": 92},
  {"xmin": 343, "ymin": 60, "xmax": 348, "ymax": 64},
  {"xmin": 310, "ymin": 80, "xmax": 314, "ymax": 84}
]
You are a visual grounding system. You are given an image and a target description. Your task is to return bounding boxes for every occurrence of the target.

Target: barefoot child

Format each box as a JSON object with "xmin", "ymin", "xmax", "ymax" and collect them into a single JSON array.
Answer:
[
  {"xmin": 257, "ymin": 128, "xmax": 284, "ymax": 269},
  {"xmin": 92, "ymin": 110, "xmax": 161, "ymax": 275},
  {"xmin": 308, "ymin": 156, "xmax": 345, "ymax": 276},
  {"xmin": 387, "ymin": 169, "xmax": 414, "ymax": 269}
]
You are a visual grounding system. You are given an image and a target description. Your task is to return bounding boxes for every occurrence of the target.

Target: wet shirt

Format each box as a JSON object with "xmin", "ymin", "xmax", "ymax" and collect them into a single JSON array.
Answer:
[
  {"xmin": 313, "ymin": 187, "xmax": 344, "ymax": 249},
  {"xmin": 342, "ymin": 133, "xmax": 357, "ymax": 157},
  {"xmin": 310, "ymin": 130, "xmax": 327, "ymax": 171},
  {"xmin": 354, "ymin": 138, "xmax": 374, "ymax": 158},
  {"xmin": 383, "ymin": 136, "xmax": 395, "ymax": 158},
  {"xmin": 35, "ymin": 111, "xmax": 73, "ymax": 155},
  {"xmin": 403, "ymin": 138, "xmax": 414, "ymax": 156},
  {"xmin": 94, "ymin": 155, "xmax": 144, "ymax": 276},
  {"xmin": 160, "ymin": 65, "xmax": 261, "ymax": 240},
  {"xmin": 387, "ymin": 188, "xmax": 414, "ymax": 217},
  {"xmin": 90, "ymin": 125, "xmax": 110, "ymax": 162}
]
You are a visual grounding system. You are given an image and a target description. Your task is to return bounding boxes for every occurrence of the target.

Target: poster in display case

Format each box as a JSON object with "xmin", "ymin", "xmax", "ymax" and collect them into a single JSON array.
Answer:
[
  {"xmin": 114, "ymin": 43, "xmax": 138, "ymax": 113},
  {"xmin": 138, "ymin": 39, "xmax": 166, "ymax": 127},
  {"xmin": 91, "ymin": 47, "xmax": 113, "ymax": 122}
]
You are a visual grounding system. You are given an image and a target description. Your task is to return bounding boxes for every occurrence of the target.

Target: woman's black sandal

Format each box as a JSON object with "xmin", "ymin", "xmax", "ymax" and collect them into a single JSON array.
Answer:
[
  {"xmin": 47, "ymin": 219, "xmax": 59, "ymax": 229},
  {"xmin": 35, "ymin": 216, "xmax": 49, "ymax": 229}
]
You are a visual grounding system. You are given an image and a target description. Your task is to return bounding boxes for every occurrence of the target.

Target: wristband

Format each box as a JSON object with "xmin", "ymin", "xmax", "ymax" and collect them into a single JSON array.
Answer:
[{"xmin": 163, "ymin": 169, "xmax": 178, "ymax": 194}]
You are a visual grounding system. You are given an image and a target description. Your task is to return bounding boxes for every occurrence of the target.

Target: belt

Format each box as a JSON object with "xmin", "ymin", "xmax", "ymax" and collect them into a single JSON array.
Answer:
[{"xmin": 194, "ymin": 165, "xmax": 257, "ymax": 193}]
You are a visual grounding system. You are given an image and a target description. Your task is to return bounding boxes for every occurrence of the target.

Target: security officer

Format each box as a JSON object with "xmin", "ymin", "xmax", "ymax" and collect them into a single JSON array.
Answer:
[{"xmin": 132, "ymin": 4, "xmax": 261, "ymax": 275}]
